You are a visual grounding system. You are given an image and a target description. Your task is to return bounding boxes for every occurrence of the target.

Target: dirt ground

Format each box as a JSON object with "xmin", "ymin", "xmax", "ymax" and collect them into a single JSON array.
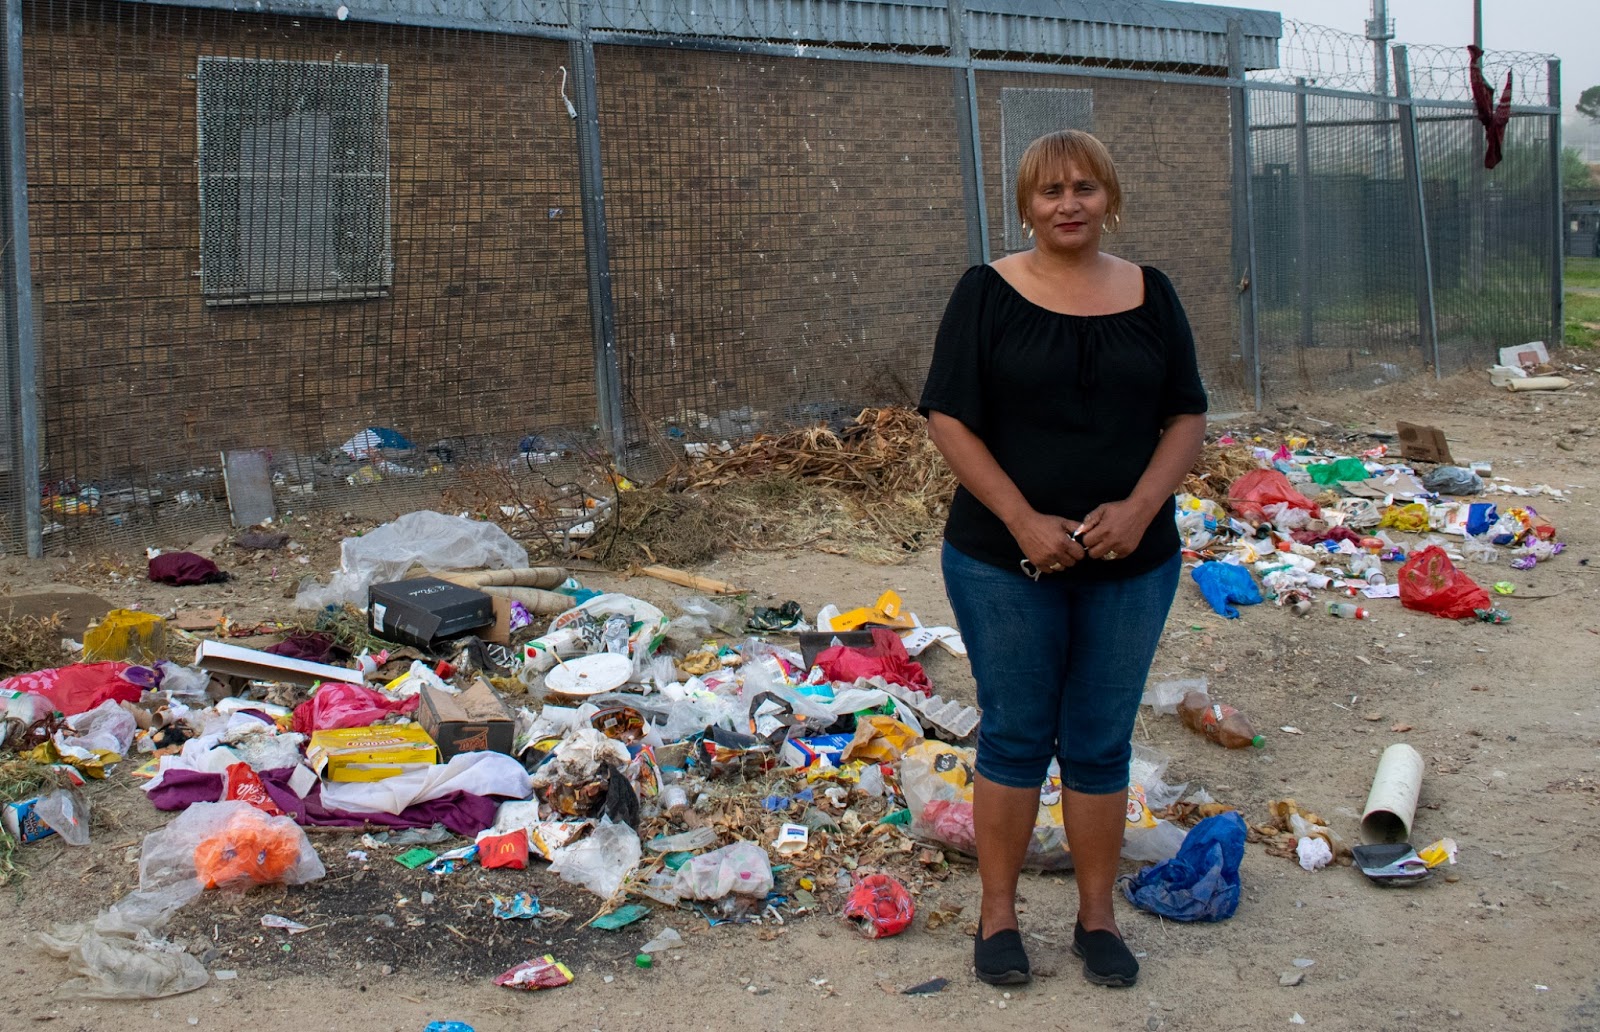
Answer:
[{"xmin": 1, "ymin": 363, "xmax": 1599, "ymax": 1032}]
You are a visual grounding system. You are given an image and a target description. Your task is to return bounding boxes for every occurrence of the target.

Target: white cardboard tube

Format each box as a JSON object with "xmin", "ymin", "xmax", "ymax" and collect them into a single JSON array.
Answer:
[
  {"xmin": 1505, "ymin": 376, "xmax": 1572, "ymax": 392},
  {"xmin": 1361, "ymin": 743, "xmax": 1424, "ymax": 843}
]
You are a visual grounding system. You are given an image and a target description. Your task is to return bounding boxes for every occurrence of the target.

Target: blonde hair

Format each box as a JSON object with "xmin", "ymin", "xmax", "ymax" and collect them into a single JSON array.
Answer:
[{"xmin": 1015, "ymin": 130, "xmax": 1123, "ymax": 230}]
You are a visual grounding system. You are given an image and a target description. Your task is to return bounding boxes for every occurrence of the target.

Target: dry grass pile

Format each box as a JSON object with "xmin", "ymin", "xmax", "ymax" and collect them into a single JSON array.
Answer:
[
  {"xmin": 0, "ymin": 612, "xmax": 66, "ymax": 678},
  {"xmin": 1181, "ymin": 444, "xmax": 1260, "ymax": 501},
  {"xmin": 592, "ymin": 408, "xmax": 956, "ymax": 567}
]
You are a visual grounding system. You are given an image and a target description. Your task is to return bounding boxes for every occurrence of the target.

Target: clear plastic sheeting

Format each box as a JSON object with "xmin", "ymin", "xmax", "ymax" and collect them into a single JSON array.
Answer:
[
  {"xmin": 36, "ymin": 881, "xmax": 208, "ymax": 1000},
  {"xmin": 294, "ymin": 510, "xmax": 528, "ymax": 609}
]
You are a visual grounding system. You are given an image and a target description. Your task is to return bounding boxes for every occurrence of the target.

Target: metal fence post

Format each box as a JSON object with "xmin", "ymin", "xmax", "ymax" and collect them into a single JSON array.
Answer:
[
  {"xmin": 2, "ymin": 0, "xmax": 39, "ymax": 557},
  {"xmin": 568, "ymin": 26, "xmax": 625, "ymax": 459},
  {"xmin": 1549, "ymin": 59, "xmax": 1563, "ymax": 349},
  {"xmin": 1227, "ymin": 20, "xmax": 1261, "ymax": 410},
  {"xmin": 1393, "ymin": 46, "xmax": 1441, "ymax": 377},
  {"xmin": 946, "ymin": 0, "xmax": 988, "ymax": 265},
  {"xmin": 1293, "ymin": 78, "xmax": 1313, "ymax": 352}
]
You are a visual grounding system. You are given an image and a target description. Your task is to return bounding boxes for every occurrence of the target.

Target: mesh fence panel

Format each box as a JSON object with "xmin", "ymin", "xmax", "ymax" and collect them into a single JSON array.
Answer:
[
  {"xmin": 594, "ymin": 46, "xmax": 969, "ymax": 472},
  {"xmin": 1247, "ymin": 87, "xmax": 1427, "ymax": 394},
  {"xmin": 23, "ymin": 0, "xmax": 593, "ymax": 551},
  {"xmin": 1413, "ymin": 107, "xmax": 1556, "ymax": 375}
]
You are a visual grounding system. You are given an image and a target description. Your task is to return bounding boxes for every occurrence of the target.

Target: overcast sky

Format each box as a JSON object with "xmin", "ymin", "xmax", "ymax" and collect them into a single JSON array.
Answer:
[{"xmin": 1210, "ymin": 0, "xmax": 1599, "ymax": 116}]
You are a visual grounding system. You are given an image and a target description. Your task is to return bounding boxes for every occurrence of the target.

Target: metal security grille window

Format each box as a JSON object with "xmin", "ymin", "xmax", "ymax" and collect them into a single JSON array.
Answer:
[
  {"xmin": 196, "ymin": 57, "xmax": 392, "ymax": 305},
  {"xmin": 999, "ymin": 88, "xmax": 1092, "ymax": 252}
]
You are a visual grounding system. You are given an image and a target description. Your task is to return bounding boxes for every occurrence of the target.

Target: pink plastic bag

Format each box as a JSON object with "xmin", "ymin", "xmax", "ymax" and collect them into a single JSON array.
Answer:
[
  {"xmin": 1398, "ymin": 545, "xmax": 1490, "ymax": 619},
  {"xmin": 0, "ymin": 662, "xmax": 144, "ymax": 717},
  {"xmin": 1227, "ymin": 469, "xmax": 1321, "ymax": 523},
  {"xmin": 814, "ymin": 628, "xmax": 933, "ymax": 696},
  {"xmin": 290, "ymin": 682, "xmax": 418, "ymax": 734}
]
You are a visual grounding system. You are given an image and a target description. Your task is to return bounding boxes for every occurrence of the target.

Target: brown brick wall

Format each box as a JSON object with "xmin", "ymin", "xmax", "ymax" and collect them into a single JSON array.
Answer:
[
  {"xmin": 25, "ymin": 1, "xmax": 594, "ymax": 482},
  {"xmin": 974, "ymin": 71, "xmax": 1247, "ymax": 410},
  {"xmin": 594, "ymin": 46, "xmax": 972, "ymax": 432},
  {"xmin": 21, "ymin": 4, "xmax": 1246, "ymax": 496}
]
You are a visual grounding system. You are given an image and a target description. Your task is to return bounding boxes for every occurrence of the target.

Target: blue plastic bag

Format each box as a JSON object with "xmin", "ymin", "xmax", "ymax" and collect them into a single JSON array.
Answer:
[
  {"xmin": 1190, "ymin": 562, "xmax": 1262, "ymax": 619},
  {"xmin": 1121, "ymin": 811, "xmax": 1246, "ymax": 922}
]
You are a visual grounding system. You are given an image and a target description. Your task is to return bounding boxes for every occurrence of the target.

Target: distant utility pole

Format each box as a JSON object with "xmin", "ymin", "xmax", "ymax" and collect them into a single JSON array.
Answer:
[
  {"xmin": 1367, "ymin": 0, "xmax": 1393, "ymax": 98},
  {"xmin": 1367, "ymin": 0, "xmax": 1395, "ymax": 177}
]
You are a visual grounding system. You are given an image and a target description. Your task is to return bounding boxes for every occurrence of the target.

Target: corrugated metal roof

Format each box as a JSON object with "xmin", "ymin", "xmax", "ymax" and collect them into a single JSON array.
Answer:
[{"xmin": 120, "ymin": 0, "xmax": 1281, "ymax": 70}]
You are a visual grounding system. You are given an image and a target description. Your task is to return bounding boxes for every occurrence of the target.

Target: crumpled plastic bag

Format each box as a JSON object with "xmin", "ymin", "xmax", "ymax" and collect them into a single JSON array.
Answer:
[
  {"xmin": 546, "ymin": 593, "xmax": 669, "ymax": 661},
  {"xmin": 294, "ymin": 510, "xmax": 528, "ymax": 609},
  {"xmin": 36, "ymin": 881, "xmax": 208, "ymax": 1000},
  {"xmin": 1398, "ymin": 545, "xmax": 1490, "ymax": 620},
  {"xmin": 290, "ymin": 681, "xmax": 420, "ymax": 734},
  {"xmin": 1121, "ymin": 811, "xmax": 1246, "ymax": 922},
  {"xmin": 814, "ymin": 628, "xmax": 932, "ymax": 696},
  {"xmin": 138, "ymin": 800, "xmax": 325, "ymax": 892},
  {"xmin": 672, "ymin": 840, "xmax": 774, "ymax": 900},
  {"xmin": 901, "ymin": 742, "xmax": 1073, "ymax": 871},
  {"xmin": 55, "ymin": 699, "xmax": 138, "ymax": 761},
  {"xmin": 548, "ymin": 818, "xmax": 642, "ymax": 899},
  {"xmin": 1422, "ymin": 466, "xmax": 1484, "ymax": 496},
  {"xmin": 841, "ymin": 873, "xmax": 914, "ymax": 938},
  {"xmin": 1306, "ymin": 457, "xmax": 1369, "ymax": 485},
  {"xmin": 0, "ymin": 662, "xmax": 145, "ymax": 717},
  {"xmin": 1190, "ymin": 562, "xmax": 1262, "ymax": 619},
  {"xmin": 36, "ymin": 786, "xmax": 92, "ymax": 846},
  {"xmin": 1227, "ymin": 469, "xmax": 1320, "ymax": 523}
]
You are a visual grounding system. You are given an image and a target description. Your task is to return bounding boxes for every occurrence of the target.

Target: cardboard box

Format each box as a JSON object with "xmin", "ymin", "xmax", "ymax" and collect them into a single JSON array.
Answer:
[
  {"xmin": 307, "ymin": 723, "xmax": 439, "ymax": 782},
  {"xmin": 416, "ymin": 677, "xmax": 515, "ymax": 761},
  {"xmin": 196, "ymin": 639, "xmax": 364, "ymax": 687},
  {"xmin": 2, "ymin": 797, "xmax": 55, "ymax": 843},
  {"xmin": 369, "ymin": 577, "xmax": 495, "ymax": 649},
  {"xmin": 1396, "ymin": 422, "xmax": 1454, "ymax": 465}
]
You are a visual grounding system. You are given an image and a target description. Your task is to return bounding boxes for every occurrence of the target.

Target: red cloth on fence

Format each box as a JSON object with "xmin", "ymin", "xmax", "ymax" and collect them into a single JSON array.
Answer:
[{"xmin": 1467, "ymin": 45, "xmax": 1512, "ymax": 171}]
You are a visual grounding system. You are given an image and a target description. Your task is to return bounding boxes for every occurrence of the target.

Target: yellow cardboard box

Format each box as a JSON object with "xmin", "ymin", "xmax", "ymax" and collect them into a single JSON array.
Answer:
[{"xmin": 307, "ymin": 723, "xmax": 439, "ymax": 782}]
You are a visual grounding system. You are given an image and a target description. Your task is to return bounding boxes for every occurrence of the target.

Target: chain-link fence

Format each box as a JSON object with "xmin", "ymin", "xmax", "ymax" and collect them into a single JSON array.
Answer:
[{"xmin": 0, "ymin": 0, "xmax": 1563, "ymax": 556}]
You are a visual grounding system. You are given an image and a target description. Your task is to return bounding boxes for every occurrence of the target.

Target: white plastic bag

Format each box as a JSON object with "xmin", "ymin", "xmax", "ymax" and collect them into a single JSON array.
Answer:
[
  {"xmin": 55, "ymin": 699, "xmax": 138, "ymax": 759},
  {"xmin": 36, "ymin": 787, "xmax": 91, "ymax": 846},
  {"xmin": 548, "ymin": 818, "xmax": 642, "ymax": 899},
  {"xmin": 295, "ymin": 510, "xmax": 527, "ymax": 609},
  {"xmin": 1141, "ymin": 678, "xmax": 1206, "ymax": 716},
  {"xmin": 671, "ymin": 841, "xmax": 774, "ymax": 900}
]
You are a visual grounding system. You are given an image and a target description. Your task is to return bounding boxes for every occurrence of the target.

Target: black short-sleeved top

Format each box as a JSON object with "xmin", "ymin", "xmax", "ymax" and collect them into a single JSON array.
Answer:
[{"xmin": 918, "ymin": 263, "xmax": 1208, "ymax": 579}]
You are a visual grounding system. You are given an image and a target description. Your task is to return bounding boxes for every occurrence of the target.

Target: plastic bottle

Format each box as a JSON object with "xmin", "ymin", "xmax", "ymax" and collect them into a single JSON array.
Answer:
[
  {"xmin": 1326, "ymin": 602, "xmax": 1369, "ymax": 620},
  {"xmin": 1177, "ymin": 691, "xmax": 1264, "ymax": 749}
]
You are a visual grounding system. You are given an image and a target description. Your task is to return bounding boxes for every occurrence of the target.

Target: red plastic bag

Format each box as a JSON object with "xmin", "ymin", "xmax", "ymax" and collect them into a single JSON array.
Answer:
[
  {"xmin": 841, "ymin": 873, "xmax": 915, "ymax": 939},
  {"xmin": 224, "ymin": 762, "xmax": 284, "ymax": 815},
  {"xmin": 290, "ymin": 681, "xmax": 418, "ymax": 734},
  {"xmin": 815, "ymin": 628, "xmax": 933, "ymax": 696},
  {"xmin": 0, "ymin": 662, "xmax": 144, "ymax": 717},
  {"xmin": 1226, "ymin": 469, "xmax": 1321, "ymax": 523},
  {"xmin": 1398, "ymin": 546, "xmax": 1490, "ymax": 619}
]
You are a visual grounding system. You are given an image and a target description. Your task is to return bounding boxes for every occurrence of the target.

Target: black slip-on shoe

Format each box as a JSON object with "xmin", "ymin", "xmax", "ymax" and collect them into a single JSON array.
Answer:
[
  {"xmin": 974, "ymin": 922, "xmax": 1032, "ymax": 986},
  {"xmin": 1072, "ymin": 922, "xmax": 1139, "ymax": 988}
]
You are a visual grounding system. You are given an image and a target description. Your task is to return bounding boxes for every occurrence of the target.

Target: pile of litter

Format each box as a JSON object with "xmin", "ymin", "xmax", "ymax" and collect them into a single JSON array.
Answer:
[{"xmin": 1174, "ymin": 427, "xmax": 1568, "ymax": 625}]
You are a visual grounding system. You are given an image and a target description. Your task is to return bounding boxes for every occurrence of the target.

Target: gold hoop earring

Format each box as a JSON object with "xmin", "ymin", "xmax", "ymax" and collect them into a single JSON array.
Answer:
[
  {"xmin": 1025, "ymin": 222, "xmax": 1034, "ymax": 240},
  {"xmin": 1103, "ymin": 213, "xmax": 1121, "ymax": 233}
]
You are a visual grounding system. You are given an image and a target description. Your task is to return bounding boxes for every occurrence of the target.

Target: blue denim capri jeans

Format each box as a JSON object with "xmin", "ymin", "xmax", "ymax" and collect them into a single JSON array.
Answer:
[{"xmin": 942, "ymin": 543, "xmax": 1180, "ymax": 796}]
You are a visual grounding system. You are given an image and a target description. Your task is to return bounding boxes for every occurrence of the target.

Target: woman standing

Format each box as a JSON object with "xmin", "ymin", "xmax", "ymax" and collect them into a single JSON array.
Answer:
[{"xmin": 920, "ymin": 130, "xmax": 1207, "ymax": 989}]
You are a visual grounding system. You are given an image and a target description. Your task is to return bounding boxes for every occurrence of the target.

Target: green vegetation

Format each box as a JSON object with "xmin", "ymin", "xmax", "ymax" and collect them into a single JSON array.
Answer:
[
  {"xmin": 1567, "ymin": 256, "xmax": 1600, "ymax": 291},
  {"xmin": 1565, "ymin": 292, "xmax": 1600, "ymax": 349}
]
